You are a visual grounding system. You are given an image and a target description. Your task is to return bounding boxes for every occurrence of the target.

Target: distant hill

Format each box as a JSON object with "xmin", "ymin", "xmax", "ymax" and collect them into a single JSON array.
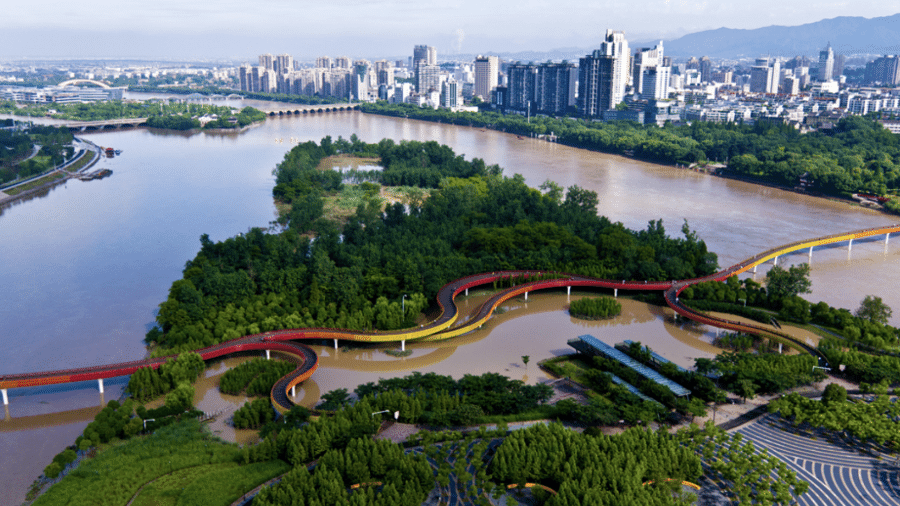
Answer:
[
  {"xmin": 443, "ymin": 13, "xmax": 900, "ymax": 63},
  {"xmin": 657, "ymin": 14, "xmax": 900, "ymax": 58}
]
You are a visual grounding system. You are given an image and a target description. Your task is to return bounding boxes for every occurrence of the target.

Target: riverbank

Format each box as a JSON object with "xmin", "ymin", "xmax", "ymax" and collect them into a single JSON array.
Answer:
[
  {"xmin": 0, "ymin": 145, "xmax": 100, "ymax": 206},
  {"xmin": 359, "ymin": 105, "xmax": 900, "ymax": 218}
]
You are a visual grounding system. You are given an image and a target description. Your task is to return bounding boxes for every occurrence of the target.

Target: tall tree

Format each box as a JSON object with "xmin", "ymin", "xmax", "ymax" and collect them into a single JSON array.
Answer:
[
  {"xmin": 855, "ymin": 295, "xmax": 893, "ymax": 325},
  {"xmin": 764, "ymin": 263, "xmax": 812, "ymax": 301}
]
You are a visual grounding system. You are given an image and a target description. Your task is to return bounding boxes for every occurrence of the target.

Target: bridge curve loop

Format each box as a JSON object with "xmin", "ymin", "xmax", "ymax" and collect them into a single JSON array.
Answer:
[{"xmin": 1, "ymin": 224, "xmax": 897, "ymax": 412}]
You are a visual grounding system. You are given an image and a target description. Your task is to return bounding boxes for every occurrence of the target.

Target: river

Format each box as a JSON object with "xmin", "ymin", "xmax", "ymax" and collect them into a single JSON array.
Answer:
[{"xmin": 0, "ymin": 97, "xmax": 897, "ymax": 504}]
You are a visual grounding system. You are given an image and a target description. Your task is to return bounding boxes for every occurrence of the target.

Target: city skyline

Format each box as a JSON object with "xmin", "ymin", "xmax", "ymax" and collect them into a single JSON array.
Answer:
[{"xmin": 1, "ymin": 1, "xmax": 898, "ymax": 60}]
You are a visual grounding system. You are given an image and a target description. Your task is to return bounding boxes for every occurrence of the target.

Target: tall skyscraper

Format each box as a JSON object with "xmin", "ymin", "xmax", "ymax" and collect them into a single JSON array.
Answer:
[
  {"xmin": 699, "ymin": 56, "xmax": 712, "ymax": 83},
  {"xmin": 413, "ymin": 45, "xmax": 437, "ymax": 92},
  {"xmin": 818, "ymin": 43, "xmax": 835, "ymax": 82},
  {"xmin": 474, "ymin": 55, "xmax": 499, "ymax": 102},
  {"xmin": 578, "ymin": 30, "xmax": 630, "ymax": 118}
]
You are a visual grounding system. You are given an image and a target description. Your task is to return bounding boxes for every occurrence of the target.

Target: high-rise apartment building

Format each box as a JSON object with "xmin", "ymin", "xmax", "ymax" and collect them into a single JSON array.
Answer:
[
  {"xmin": 749, "ymin": 57, "xmax": 781, "ymax": 94},
  {"xmin": 335, "ymin": 57, "xmax": 351, "ymax": 69},
  {"xmin": 578, "ymin": 30, "xmax": 630, "ymax": 118},
  {"xmin": 374, "ymin": 60, "xmax": 395, "ymax": 88},
  {"xmin": 474, "ymin": 55, "xmax": 499, "ymax": 103},
  {"xmin": 239, "ymin": 64, "xmax": 252, "ymax": 92},
  {"xmin": 507, "ymin": 62, "xmax": 577, "ymax": 115},
  {"xmin": 275, "ymin": 54, "xmax": 293, "ymax": 74},
  {"xmin": 865, "ymin": 55, "xmax": 900, "ymax": 85},
  {"xmin": 440, "ymin": 79, "xmax": 459, "ymax": 108},
  {"xmin": 417, "ymin": 64, "xmax": 440, "ymax": 94},
  {"xmin": 633, "ymin": 42, "xmax": 670, "ymax": 100},
  {"xmin": 316, "ymin": 56, "xmax": 332, "ymax": 69},
  {"xmin": 259, "ymin": 54, "xmax": 275, "ymax": 71},
  {"xmin": 818, "ymin": 43, "xmax": 835, "ymax": 82},
  {"xmin": 413, "ymin": 45, "xmax": 436, "ymax": 66},
  {"xmin": 413, "ymin": 45, "xmax": 437, "ymax": 92},
  {"xmin": 833, "ymin": 54, "xmax": 846, "ymax": 80}
]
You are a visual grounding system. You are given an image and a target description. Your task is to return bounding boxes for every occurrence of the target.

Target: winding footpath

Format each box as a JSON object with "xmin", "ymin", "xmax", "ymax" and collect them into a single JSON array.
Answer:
[{"xmin": 1, "ymin": 224, "xmax": 898, "ymax": 412}]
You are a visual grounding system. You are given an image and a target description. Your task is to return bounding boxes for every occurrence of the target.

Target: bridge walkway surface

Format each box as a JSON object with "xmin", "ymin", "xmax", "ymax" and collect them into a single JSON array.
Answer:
[{"xmin": 1, "ymin": 224, "xmax": 898, "ymax": 412}]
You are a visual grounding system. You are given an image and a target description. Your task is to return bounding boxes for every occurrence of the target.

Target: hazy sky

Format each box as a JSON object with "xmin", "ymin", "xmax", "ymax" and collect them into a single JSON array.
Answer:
[{"xmin": 3, "ymin": 1, "xmax": 897, "ymax": 60}]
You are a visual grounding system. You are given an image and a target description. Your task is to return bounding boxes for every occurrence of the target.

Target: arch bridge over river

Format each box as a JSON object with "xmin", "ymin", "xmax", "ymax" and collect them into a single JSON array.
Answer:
[{"xmin": 1, "ymin": 224, "xmax": 897, "ymax": 413}]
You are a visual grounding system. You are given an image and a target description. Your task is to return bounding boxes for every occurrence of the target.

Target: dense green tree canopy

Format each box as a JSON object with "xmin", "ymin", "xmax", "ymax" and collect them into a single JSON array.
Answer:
[{"xmin": 148, "ymin": 138, "xmax": 719, "ymax": 353}]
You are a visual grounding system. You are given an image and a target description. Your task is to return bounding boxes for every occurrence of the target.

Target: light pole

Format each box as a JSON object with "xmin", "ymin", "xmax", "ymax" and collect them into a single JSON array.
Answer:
[
  {"xmin": 371, "ymin": 410, "xmax": 400, "ymax": 421},
  {"xmin": 143, "ymin": 418, "xmax": 156, "ymax": 430},
  {"xmin": 401, "ymin": 294, "xmax": 407, "ymax": 314}
]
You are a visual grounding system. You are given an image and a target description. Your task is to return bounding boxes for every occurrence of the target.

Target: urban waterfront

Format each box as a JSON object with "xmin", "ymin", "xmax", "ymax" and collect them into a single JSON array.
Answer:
[{"xmin": 1, "ymin": 104, "xmax": 898, "ymax": 504}]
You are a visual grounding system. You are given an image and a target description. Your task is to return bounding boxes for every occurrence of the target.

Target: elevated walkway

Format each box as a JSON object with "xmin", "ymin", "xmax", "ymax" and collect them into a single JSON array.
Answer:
[{"xmin": 2, "ymin": 224, "xmax": 899, "ymax": 412}]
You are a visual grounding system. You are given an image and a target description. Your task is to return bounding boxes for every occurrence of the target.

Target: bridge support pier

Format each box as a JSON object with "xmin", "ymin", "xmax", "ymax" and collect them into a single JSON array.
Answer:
[
  {"xmin": 778, "ymin": 342, "xmax": 783, "ymax": 354},
  {"xmin": 773, "ymin": 256, "xmax": 778, "ymax": 266},
  {"xmin": 887, "ymin": 233, "xmax": 891, "ymax": 244},
  {"xmin": 848, "ymin": 239, "xmax": 853, "ymax": 251},
  {"xmin": 98, "ymin": 379, "xmax": 104, "ymax": 394},
  {"xmin": 266, "ymin": 350, "xmax": 271, "ymax": 360},
  {"xmin": 753, "ymin": 264, "xmax": 757, "ymax": 274},
  {"xmin": 809, "ymin": 246, "xmax": 813, "ymax": 258},
  {"xmin": 1, "ymin": 389, "xmax": 7, "ymax": 406},
  {"xmin": 567, "ymin": 286, "xmax": 571, "ymax": 296},
  {"xmin": 401, "ymin": 340, "xmax": 406, "ymax": 352},
  {"xmin": 524, "ymin": 292, "xmax": 528, "ymax": 301},
  {"xmin": 614, "ymin": 289, "xmax": 618, "ymax": 298},
  {"xmin": 334, "ymin": 339, "xmax": 339, "ymax": 350},
  {"xmin": 291, "ymin": 385, "xmax": 296, "ymax": 397},
  {"xmin": 465, "ymin": 288, "xmax": 468, "ymax": 296}
]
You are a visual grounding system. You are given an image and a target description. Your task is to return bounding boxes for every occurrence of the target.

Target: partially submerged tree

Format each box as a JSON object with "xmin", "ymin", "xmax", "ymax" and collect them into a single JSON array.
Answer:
[{"xmin": 855, "ymin": 295, "xmax": 893, "ymax": 325}]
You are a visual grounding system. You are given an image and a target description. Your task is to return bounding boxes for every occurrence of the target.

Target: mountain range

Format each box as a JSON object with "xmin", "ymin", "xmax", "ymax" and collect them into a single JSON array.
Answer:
[{"xmin": 462, "ymin": 13, "xmax": 900, "ymax": 63}]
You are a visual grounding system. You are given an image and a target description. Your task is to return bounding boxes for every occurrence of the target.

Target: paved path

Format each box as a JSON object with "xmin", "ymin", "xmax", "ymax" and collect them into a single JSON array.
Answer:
[{"xmin": 735, "ymin": 415, "xmax": 900, "ymax": 505}]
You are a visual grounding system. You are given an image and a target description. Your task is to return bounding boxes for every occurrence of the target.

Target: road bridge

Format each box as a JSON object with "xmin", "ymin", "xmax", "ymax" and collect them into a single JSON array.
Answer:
[
  {"xmin": 2, "ymin": 224, "xmax": 898, "ymax": 413},
  {"xmin": 60, "ymin": 118, "xmax": 148, "ymax": 131},
  {"xmin": 264, "ymin": 104, "xmax": 358, "ymax": 116}
]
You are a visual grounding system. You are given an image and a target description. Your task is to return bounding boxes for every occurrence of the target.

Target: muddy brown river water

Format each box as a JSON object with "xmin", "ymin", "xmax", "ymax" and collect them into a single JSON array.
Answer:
[{"xmin": 0, "ymin": 100, "xmax": 897, "ymax": 504}]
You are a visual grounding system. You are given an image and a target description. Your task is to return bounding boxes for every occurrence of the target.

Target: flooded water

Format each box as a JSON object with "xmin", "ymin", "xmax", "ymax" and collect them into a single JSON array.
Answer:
[{"xmin": 1, "ymin": 98, "xmax": 898, "ymax": 504}]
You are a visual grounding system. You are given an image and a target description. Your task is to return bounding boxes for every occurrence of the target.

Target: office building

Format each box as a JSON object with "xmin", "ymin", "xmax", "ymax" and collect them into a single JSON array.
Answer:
[
  {"xmin": 818, "ymin": 43, "xmax": 834, "ymax": 82},
  {"xmin": 578, "ymin": 30, "xmax": 630, "ymax": 118},
  {"xmin": 699, "ymin": 57, "xmax": 712, "ymax": 83},
  {"xmin": 474, "ymin": 55, "xmax": 499, "ymax": 103}
]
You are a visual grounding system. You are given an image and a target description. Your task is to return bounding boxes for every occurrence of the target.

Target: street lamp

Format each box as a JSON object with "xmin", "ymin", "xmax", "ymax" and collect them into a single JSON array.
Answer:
[
  {"xmin": 143, "ymin": 418, "xmax": 155, "ymax": 430},
  {"xmin": 371, "ymin": 410, "xmax": 400, "ymax": 420},
  {"xmin": 401, "ymin": 294, "xmax": 407, "ymax": 314}
]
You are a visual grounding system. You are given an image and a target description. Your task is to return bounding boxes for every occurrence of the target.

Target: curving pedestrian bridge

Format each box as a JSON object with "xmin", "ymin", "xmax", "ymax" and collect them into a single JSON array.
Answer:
[{"xmin": 1, "ymin": 224, "xmax": 897, "ymax": 413}]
